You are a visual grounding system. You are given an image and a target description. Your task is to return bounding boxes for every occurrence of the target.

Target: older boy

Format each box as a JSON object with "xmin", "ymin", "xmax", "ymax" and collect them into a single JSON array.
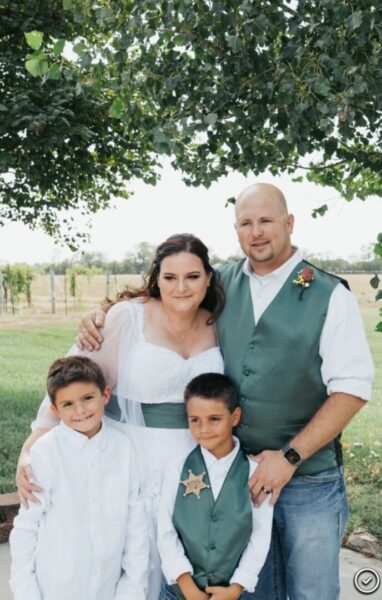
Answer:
[{"xmin": 10, "ymin": 356, "xmax": 149, "ymax": 600}]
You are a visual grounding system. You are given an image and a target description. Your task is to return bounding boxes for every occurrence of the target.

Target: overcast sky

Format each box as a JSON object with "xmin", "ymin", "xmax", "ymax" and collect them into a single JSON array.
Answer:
[{"xmin": 1, "ymin": 162, "xmax": 381, "ymax": 264}]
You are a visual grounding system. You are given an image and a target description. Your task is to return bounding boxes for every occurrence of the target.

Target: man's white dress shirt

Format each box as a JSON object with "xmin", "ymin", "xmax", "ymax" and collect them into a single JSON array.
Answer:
[
  {"xmin": 158, "ymin": 438, "xmax": 273, "ymax": 593},
  {"xmin": 10, "ymin": 420, "xmax": 149, "ymax": 600},
  {"xmin": 243, "ymin": 248, "xmax": 374, "ymax": 401}
]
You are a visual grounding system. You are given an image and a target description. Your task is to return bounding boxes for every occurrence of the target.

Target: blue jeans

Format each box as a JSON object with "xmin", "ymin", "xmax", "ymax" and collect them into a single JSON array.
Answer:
[{"xmin": 245, "ymin": 466, "xmax": 349, "ymax": 600}]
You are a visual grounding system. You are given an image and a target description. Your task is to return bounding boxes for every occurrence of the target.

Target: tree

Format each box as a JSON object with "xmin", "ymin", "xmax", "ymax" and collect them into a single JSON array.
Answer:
[
  {"xmin": 122, "ymin": 242, "xmax": 156, "ymax": 274},
  {"xmin": 4, "ymin": 2, "xmax": 382, "ymax": 219},
  {"xmin": 0, "ymin": 264, "xmax": 35, "ymax": 313},
  {"xmin": 0, "ymin": 0, "xmax": 158, "ymax": 247},
  {"xmin": 46, "ymin": 0, "xmax": 381, "ymax": 201},
  {"xmin": 2, "ymin": 1, "xmax": 382, "ymax": 317}
]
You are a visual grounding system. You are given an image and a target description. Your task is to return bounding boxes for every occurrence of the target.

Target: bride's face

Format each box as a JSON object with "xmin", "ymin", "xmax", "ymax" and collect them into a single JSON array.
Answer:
[{"xmin": 157, "ymin": 251, "xmax": 211, "ymax": 314}]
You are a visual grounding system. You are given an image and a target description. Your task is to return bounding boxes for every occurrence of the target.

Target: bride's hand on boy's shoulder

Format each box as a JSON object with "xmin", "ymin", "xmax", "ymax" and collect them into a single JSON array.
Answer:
[{"xmin": 16, "ymin": 452, "xmax": 43, "ymax": 508}]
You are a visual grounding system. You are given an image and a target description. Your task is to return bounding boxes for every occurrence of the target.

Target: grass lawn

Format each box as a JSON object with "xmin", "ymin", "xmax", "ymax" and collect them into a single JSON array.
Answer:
[
  {"xmin": 0, "ymin": 321, "xmax": 77, "ymax": 493},
  {"xmin": 341, "ymin": 308, "xmax": 382, "ymax": 542},
  {"xmin": 0, "ymin": 306, "xmax": 381, "ymax": 543}
]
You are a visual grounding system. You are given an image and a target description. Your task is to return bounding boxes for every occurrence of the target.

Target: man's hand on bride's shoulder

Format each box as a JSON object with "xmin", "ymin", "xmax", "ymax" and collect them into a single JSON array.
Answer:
[{"xmin": 76, "ymin": 308, "xmax": 106, "ymax": 351}]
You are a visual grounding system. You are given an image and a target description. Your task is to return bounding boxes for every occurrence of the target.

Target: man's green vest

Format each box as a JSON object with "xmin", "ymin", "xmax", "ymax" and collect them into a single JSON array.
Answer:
[
  {"xmin": 171, "ymin": 446, "xmax": 252, "ymax": 599},
  {"xmin": 216, "ymin": 259, "xmax": 346, "ymax": 475}
]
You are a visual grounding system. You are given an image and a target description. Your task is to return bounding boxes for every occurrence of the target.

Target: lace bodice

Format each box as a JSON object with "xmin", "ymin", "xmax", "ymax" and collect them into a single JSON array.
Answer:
[{"xmin": 121, "ymin": 301, "xmax": 224, "ymax": 404}]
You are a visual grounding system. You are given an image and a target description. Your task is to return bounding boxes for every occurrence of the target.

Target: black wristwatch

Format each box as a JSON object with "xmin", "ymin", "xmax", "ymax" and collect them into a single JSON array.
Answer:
[{"xmin": 282, "ymin": 444, "xmax": 303, "ymax": 467}]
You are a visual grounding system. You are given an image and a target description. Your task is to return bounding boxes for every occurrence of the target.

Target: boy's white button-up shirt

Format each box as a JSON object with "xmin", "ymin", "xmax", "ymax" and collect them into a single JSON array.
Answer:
[
  {"xmin": 10, "ymin": 420, "xmax": 149, "ymax": 600},
  {"xmin": 158, "ymin": 438, "xmax": 273, "ymax": 593}
]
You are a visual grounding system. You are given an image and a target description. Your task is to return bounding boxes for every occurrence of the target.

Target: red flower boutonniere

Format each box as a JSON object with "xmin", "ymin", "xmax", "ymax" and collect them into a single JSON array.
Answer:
[{"xmin": 293, "ymin": 267, "xmax": 314, "ymax": 300}]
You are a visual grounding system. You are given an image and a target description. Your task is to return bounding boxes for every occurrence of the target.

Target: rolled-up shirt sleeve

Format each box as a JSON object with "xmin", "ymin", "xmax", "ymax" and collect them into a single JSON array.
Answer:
[{"xmin": 320, "ymin": 283, "xmax": 374, "ymax": 401}]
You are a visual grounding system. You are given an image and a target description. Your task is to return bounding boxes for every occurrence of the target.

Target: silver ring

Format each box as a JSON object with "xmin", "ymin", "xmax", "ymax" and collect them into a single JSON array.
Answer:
[{"xmin": 262, "ymin": 486, "xmax": 271, "ymax": 494}]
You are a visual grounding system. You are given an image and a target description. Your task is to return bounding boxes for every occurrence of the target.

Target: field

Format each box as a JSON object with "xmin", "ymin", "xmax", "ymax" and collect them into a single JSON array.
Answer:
[{"xmin": 0, "ymin": 274, "xmax": 381, "ymax": 543}]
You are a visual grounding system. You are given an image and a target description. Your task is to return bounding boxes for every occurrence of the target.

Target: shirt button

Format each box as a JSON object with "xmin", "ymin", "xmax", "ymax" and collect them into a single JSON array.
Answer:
[
  {"xmin": 210, "ymin": 544, "xmax": 216, "ymax": 550},
  {"xmin": 249, "ymin": 342, "xmax": 255, "ymax": 349},
  {"xmin": 211, "ymin": 515, "xmax": 218, "ymax": 522},
  {"xmin": 243, "ymin": 369, "xmax": 250, "ymax": 376}
]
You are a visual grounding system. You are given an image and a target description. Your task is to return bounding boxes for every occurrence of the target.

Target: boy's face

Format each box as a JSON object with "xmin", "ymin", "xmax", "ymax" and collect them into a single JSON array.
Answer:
[
  {"xmin": 51, "ymin": 381, "xmax": 110, "ymax": 438},
  {"xmin": 187, "ymin": 396, "xmax": 241, "ymax": 459}
]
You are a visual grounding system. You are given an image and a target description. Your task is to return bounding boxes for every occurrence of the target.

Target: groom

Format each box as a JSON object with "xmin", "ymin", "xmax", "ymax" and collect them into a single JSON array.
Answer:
[{"xmin": 77, "ymin": 183, "xmax": 374, "ymax": 600}]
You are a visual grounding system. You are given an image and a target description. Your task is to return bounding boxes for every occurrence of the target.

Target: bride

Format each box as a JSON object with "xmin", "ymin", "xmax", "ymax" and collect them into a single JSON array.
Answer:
[{"xmin": 17, "ymin": 233, "xmax": 225, "ymax": 599}]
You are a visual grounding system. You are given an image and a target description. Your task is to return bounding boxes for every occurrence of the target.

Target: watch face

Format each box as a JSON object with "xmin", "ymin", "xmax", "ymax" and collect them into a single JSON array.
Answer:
[{"xmin": 284, "ymin": 448, "xmax": 301, "ymax": 465}]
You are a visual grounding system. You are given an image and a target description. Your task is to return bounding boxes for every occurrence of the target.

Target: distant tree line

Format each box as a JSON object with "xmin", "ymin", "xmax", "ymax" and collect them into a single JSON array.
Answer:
[
  {"xmin": 3, "ymin": 243, "xmax": 382, "ymax": 279},
  {"xmin": 303, "ymin": 253, "xmax": 382, "ymax": 274}
]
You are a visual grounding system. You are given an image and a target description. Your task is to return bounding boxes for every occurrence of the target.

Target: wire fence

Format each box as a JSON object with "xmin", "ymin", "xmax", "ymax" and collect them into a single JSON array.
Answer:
[{"xmin": 0, "ymin": 273, "xmax": 143, "ymax": 317}]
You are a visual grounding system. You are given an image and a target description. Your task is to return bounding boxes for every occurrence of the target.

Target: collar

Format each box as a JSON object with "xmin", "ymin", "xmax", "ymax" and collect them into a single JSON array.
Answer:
[
  {"xmin": 243, "ymin": 247, "xmax": 302, "ymax": 284},
  {"xmin": 59, "ymin": 419, "xmax": 107, "ymax": 451},
  {"xmin": 200, "ymin": 435, "xmax": 240, "ymax": 471}
]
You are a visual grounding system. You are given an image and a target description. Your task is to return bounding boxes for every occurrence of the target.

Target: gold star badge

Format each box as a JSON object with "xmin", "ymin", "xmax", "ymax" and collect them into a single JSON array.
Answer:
[{"xmin": 180, "ymin": 469, "xmax": 210, "ymax": 499}]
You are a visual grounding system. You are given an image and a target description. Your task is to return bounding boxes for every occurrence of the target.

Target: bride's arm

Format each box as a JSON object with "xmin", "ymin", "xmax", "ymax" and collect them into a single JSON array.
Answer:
[{"xmin": 17, "ymin": 302, "xmax": 132, "ymax": 506}]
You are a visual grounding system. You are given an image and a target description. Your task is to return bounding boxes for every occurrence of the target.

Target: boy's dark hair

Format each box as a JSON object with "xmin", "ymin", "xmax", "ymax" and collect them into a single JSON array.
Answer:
[
  {"xmin": 47, "ymin": 356, "xmax": 106, "ymax": 404},
  {"xmin": 184, "ymin": 373, "xmax": 239, "ymax": 413}
]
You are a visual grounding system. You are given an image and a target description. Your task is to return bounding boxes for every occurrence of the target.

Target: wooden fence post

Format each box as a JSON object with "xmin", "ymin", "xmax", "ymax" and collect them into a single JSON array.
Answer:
[
  {"xmin": 105, "ymin": 270, "xmax": 111, "ymax": 298},
  {"xmin": 49, "ymin": 268, "xmax": 56, "ymax": 314}
]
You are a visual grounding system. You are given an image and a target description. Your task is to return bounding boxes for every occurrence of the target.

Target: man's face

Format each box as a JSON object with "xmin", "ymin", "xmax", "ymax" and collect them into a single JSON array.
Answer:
[{"xmin": 234, "ymin": 191, "xmax": 294, "ymax": 275}]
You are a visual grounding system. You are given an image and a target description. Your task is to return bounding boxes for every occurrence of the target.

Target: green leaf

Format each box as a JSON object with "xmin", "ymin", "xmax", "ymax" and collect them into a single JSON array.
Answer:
[
  {"xmin": 63, "ymin": 0, "xmax": 74, "ymax": 9},
  {"xmin": 53, "ymin": 39, "xmax": 65, "ymax": 57},
  {"xmin": 370, "ymin": 274, "xmax": 380, "ymax": 289},
  {"xmin": 109, "ymin": 97, "xmax": 123, "ymax": 119},
  {"xmin": 24, "ymin": 31, "xmax": 43, "ymax": 51},
  {"xmin": 375, "ymin": 321, "xmax": 382, "ymax": 333},
  {"xmin": 225, "ymin": 35, "xmax": 241, "ymax": 53},
  {"xmin": 73, "ymin": 41, "xmax": 86, "ymax": 56},
  {"xmin": 312, "ymin": 204, "xmax": 328, "ymax": 219},
  {"xmin": 25, "ymin": 58, "xmax": 49, "ymax": 77},
  {"xmin": 375, "ymin": 290, "xmax": 382, "ymax": 302},
  {"xmin": 204, "ymin": 113, "xmax": 218, "ymax": 127},
  {"xmin": 225, "ymin": 196, "xmax": 236, "ymax": 207},
  {"xmin": 345, "ymin": 11, "xmax": 363, "ymax": 31},
  {"xmin": 374, "ymin": 243, "xmax": 382, "ymax": 258},
  {"xmin": 46, "ymin": 63, "xmax": 61, "ymax": 80}
]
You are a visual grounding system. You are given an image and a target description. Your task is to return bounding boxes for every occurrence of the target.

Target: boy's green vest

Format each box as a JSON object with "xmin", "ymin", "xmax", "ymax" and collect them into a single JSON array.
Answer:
[
  {"xmin": 216, "ymin": 259, "xmax": 346, "ymax": 475},
  {"xmin": 171, "ymin": 446, "xmax": 252, "ymax": 599}
]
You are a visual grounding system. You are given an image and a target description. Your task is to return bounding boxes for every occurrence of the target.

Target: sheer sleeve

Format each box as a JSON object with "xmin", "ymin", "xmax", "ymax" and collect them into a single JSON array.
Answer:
[
  {"xmin": 79, "ymin": 301, "xmax": 132, "ymax": 390},
  {"xmin": 32, "ymin": 301, "xmax": 132, "ymax": 431}
]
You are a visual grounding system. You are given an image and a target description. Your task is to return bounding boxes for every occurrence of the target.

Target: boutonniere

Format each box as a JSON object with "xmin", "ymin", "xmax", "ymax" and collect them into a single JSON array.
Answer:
[{"xmin": 293, "ymin": 267, "xmax": 314, "ymax": 300}]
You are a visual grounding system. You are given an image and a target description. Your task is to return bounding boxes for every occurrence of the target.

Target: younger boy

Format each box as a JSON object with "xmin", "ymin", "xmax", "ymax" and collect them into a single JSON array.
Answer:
[
  {"xmin": 10, "ymin": 356, "xmax": 149, "ymax": 600},
  {"xmin": 158, "ymin": 373, "xmax": 273, "ymax": 600}
]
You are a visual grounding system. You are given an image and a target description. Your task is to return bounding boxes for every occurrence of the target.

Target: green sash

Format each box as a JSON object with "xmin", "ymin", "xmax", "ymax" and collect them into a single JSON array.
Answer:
[{"xmin": 105, "ymin": 394, "xmax": 188, "ymax": 429}]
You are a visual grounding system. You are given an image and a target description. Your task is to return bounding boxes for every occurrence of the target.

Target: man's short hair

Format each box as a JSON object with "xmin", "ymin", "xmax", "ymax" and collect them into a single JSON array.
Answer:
[
  {"xmin": 184, "ymin": 373, "xmax": 239, "ymax": 413},
  {"xmin": 46, "ymin": 356, "xmax": 106, "ymax": 404}
]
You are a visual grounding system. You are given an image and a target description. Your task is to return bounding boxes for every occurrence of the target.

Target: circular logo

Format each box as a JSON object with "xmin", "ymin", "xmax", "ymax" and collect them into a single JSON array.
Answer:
[{"xmin": 353, "ymin": 568, "xmax": 381, "ymax": 595}]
